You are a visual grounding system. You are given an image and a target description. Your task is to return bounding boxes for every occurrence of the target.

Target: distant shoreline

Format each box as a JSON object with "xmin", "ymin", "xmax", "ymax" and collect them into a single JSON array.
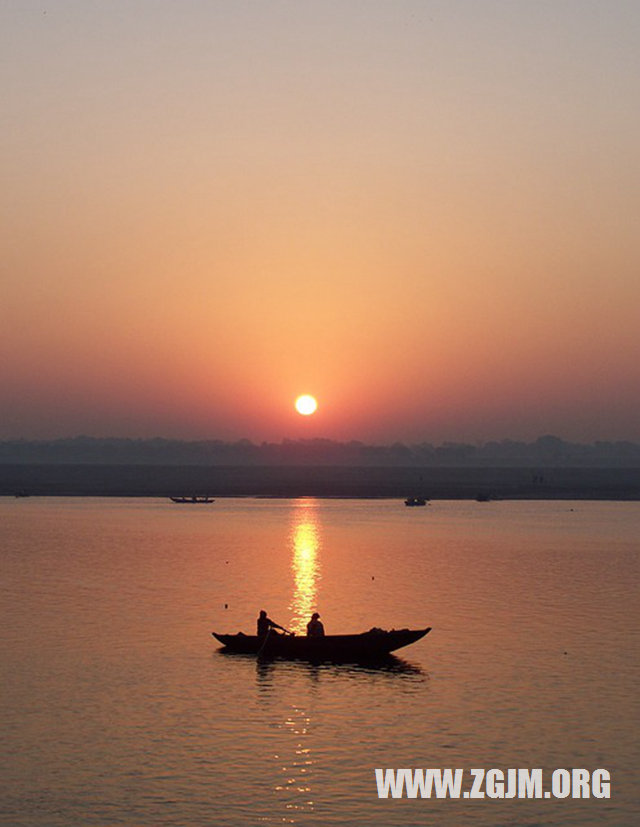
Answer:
[{"xmin": 1, "ymin": 464, "xmax": 639, "ymax": 500}]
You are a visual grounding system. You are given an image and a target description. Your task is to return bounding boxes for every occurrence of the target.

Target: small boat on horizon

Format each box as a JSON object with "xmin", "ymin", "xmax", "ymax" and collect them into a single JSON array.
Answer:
[
  {"xmin": 212, "ymin": 627, "xmax": 431, "ymax": 661},
  {"xmin": 170, "ymin": 496, "xmax": 214, "ymax": 504},
  {"xmin": 405, "ymin": 496, "xmax": 428, "ymax": 507}
]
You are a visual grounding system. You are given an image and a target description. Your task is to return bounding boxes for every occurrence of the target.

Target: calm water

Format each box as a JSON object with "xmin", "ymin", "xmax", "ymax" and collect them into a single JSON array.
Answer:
[{"xmin": 1, "ymin": 497, "xmax": 638, "ymax": 826}]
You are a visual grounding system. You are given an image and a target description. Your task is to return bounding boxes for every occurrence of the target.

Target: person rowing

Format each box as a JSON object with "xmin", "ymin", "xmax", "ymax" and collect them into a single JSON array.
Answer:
[{"xmin": 257, "ymin": 609, "xmax": 291, "ymax": 638}]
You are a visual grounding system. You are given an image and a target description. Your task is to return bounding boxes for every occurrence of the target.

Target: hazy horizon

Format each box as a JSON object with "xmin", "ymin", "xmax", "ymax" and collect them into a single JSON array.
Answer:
[
  {"xmin": 3, "ymin": 1, "xmax": 639, "ymax": 444},
  {"xmin": 3, "ymin": 433, "xmax": 640, "ymax": 470},
  {"xmin": 2, "ymin": 431, "xmax": 640, "ymax": 447}
]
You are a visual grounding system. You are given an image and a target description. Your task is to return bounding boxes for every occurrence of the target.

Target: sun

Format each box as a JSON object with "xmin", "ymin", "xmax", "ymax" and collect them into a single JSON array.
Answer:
[{"xmin": 295, "ymin": 394, "xmax": 318, "ymax": 416}]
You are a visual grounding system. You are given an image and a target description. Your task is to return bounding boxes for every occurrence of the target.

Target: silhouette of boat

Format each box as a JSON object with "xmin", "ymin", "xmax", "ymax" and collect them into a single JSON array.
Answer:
[
  {"xmin": 212, "ymin": 627, "xmax": 431, "ymax": 660},
  {"xmin": 405, "ymin": 496, "xmax": 428, "ymax": 507},
  {"xmin": 169, "ymin": 496, "xmax": 214, "ymax": 504}
]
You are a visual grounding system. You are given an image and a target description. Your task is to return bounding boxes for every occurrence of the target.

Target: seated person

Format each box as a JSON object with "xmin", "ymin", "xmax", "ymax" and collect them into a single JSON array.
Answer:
[
  {"xmin": 306, "ymin": 612, "xmax": 325, "ymax": 637},
  {"xmin": 257, "ymin": 609, "xmax": 287, "ymax": 638}
]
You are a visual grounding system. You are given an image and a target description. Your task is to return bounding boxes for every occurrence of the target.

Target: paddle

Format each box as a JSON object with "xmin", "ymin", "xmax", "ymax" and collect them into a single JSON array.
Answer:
[
  {"xmin": 257, "ymin": 623, "xmax": 294, "ymax": 652},
  {"xmin": 257, "ymin": 624, "xmax": 293, "ymax": 656}
]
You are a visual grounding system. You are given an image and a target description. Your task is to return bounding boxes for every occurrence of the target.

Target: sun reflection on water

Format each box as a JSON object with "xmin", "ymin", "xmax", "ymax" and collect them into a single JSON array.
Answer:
[
  {"xmin": 272, "ymin": 705, "xmax": 315, "ymax": 819},
  {"xmin": 289, "ymin": 499, "xmax": 321, "ymax": 635}
]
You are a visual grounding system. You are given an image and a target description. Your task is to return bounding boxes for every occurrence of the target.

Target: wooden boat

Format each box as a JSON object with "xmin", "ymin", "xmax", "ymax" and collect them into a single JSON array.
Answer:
[
  {"xmin": 169, "ymin": 496, "xmax": 214, "ymax": 504},
  {"xmin": 212, "ymin": 627, "xmax": 431, "ymax": 660}
]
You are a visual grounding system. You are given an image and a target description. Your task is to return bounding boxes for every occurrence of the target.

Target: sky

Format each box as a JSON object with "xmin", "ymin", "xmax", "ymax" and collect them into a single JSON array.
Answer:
[{"xmin": 2, "ymin": 0, "xmax": 639, "ymax": 444}]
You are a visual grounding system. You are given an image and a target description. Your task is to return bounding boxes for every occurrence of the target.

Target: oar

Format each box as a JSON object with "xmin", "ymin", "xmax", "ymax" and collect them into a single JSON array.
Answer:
[
  {"xmin": 257, "ymin": 626, "xmax": 272, "ymax": 657},
  {"xmin": 257, "ymin": 625, "xmax": 295, "ymax": 656}
]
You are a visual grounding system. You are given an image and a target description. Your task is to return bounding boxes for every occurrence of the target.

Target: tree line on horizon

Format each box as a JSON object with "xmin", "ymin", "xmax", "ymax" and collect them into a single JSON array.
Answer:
[{"xmin": 1, "ymin": 435, "xmax": 639, "ymax": 467}]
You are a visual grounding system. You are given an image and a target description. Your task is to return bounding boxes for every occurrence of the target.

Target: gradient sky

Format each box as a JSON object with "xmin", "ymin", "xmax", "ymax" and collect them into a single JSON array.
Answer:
[{"xmin": 2, "ymin": 1, "xmax": 639, "ymax": 444}]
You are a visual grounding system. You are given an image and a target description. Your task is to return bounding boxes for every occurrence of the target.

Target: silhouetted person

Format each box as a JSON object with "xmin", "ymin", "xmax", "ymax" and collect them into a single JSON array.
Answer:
[
  {"xmin": 257, "ymin": 609, "xmax": 287, "ymax": 638},
  {"xmin": 306, "ymin": 612, "xmax": 325, "ymax": 637}
]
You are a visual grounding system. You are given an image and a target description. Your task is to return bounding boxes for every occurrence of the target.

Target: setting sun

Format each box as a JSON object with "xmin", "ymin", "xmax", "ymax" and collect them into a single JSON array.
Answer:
[{"xmin": 295, "ymin": 395, "xmax": 318, "ymax": 416}]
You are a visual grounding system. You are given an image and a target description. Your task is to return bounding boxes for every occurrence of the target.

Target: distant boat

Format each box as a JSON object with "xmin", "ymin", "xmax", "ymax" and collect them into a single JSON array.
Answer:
[
  {"xmin": 405, "ymin": 496, "xmax": 428, "ymax": 507},
  {"xmin": 212, "ymin": 627, "xmax": 431, "ymax": 661},
  {"xmin": 170, "ymin": 496, "xmax": 214, "ymax": 504}
]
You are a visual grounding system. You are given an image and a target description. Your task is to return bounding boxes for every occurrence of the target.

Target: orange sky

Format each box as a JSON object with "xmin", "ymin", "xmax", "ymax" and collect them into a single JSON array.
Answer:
[{"xmin": 2, "ymin": 1, "xmax": 639, "ymax": 443}]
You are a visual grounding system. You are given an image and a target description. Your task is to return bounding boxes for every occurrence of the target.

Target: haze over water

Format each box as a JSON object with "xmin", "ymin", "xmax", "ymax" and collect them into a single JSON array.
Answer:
[{"xmin": 1, "ymin": 497, "xmax": 637, "ymax": 825}]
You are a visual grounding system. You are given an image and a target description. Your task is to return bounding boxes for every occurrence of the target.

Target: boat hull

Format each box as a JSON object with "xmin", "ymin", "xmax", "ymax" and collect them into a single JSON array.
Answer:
[
  {"xmin": 212, "ymin": 627, "xmax": 431, "ymax": 660},
  {"xmin": 170, "ymin": 496, "xmax": 214, "ymax": 503}
]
